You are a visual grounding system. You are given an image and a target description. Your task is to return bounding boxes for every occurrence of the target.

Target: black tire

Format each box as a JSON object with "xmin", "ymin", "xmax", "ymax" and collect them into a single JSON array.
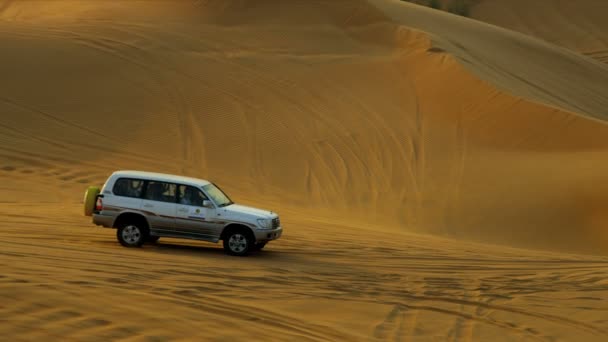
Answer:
[
  {"xmin": 223, "ymin": 228, "xmax": 254, "ymax": 256},
  {"xmin": 146, "ymin": 235, "xmax": 160, "ymax": 244},
  {"xmin": 252, "ymin": 242, "xmax": 267, "ymax": 251},
  {"xmin": 116, "ymin": 220, "xmax": 148, "ymax": 247}
]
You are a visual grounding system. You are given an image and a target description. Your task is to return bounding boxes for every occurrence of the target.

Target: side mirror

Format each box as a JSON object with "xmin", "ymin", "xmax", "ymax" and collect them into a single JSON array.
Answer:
[{"xmin": 202, "ymin": 200, "xmax": 213, "ymax": 208}]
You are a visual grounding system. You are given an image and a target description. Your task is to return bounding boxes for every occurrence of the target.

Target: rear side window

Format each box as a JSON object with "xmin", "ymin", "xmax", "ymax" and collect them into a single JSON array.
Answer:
[
  {"xmin": 113, "ymin": 178, "xmax": 144, "ymax": 198},
  {"xmin": 144, "ymin": 181, "xmax": 176, "ymax": 203}
]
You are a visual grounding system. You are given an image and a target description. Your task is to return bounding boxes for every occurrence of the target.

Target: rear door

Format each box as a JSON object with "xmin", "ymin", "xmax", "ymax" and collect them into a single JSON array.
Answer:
[
  {"xmin": 141, "ymin": 181, "xmax": 177, "ymax": 235},
  {"xmin": 175, "ymin": 184, "xmax": 222, "ymax": 240}
]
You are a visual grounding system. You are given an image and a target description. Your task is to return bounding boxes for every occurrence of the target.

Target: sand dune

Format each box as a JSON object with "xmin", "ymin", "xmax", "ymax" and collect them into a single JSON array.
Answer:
[
  {"xmin": 372, "ymin": 0, "xmax": 608, "ymax": 121},
  {"xmin": 473, "ymin": 0, "xmax": 608, "ymax": 64},
  {"xmin": 2, "ymin": 0, "xmax": 608, "ymax": 340}
]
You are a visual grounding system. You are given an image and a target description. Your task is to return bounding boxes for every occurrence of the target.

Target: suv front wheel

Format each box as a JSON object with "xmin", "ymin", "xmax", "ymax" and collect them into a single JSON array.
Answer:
[
  {"xmin": 252, "ymin": 242, "xmax": 266, "ymax": 251},
  {"xmin": 117, "ymin": 222, "xmax": 148, "ymax": 247},
  {"xmin": 223, "ymin": 229, "xmax": 254, "ymax": 256}
]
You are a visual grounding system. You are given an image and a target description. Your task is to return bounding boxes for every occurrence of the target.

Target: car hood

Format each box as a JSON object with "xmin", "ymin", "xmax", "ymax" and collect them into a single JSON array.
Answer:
[{"xmin": 221, "ymin": 204, "xmax": 276, "ymax": 219}]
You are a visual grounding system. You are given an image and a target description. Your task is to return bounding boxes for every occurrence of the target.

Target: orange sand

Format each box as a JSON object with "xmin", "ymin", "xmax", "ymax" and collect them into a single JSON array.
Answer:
[{"xmin": 2, "ymin": 1, "xmax": 608, "ymax": 340}]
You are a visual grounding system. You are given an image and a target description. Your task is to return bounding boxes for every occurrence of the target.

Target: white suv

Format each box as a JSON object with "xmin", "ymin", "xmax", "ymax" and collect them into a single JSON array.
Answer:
[{"xmin": 83, "ymin": 170, "xmax": 282, "ymax": 256}]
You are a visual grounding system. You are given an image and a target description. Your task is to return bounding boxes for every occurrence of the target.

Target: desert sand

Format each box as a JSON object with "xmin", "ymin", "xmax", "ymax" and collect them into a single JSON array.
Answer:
[
  {"xmin": 472, "ymin": 0, "xmax": 608, "ymax": 64},
  {"xmin": 1, "ymin": 0, "xmax": 608, "ymax": 341}
]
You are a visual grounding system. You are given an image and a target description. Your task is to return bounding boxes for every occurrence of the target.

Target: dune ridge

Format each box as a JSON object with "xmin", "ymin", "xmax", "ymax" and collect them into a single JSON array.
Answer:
[{"xmin": 473, "ymin": 0, "xmax": 608, "ymax": 64}]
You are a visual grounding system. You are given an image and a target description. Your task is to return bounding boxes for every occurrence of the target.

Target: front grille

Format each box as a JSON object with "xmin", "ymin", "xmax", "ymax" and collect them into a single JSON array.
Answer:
[{"xmin": 272, "ymin": 217, "xmax": 280, "ymax": 229}]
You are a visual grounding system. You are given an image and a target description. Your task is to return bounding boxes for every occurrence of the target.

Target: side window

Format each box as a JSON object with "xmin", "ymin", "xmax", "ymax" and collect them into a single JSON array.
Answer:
[
  {"xmin": 144, "ymin": 181, "xmax": 176, "ymax": 203},
  {"xmin": 178, "ymin": 185, "xmax": 208, "ymax": 207},
  {"xmin": 113, "ymin": 178, "xmax": 144, "ymax": 198}
]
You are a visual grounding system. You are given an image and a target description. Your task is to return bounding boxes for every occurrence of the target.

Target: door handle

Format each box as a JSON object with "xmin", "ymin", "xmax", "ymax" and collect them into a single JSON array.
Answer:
[
  {"xmin": 178, "ymin": 208, "xmax": 188, "ymax": 213},
  {"xmin": 143, "ymin": 204, "xmax": 154, "ymax": 208}
]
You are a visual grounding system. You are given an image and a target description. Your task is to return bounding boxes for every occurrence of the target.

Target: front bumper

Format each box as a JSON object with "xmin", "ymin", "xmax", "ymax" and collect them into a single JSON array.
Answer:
[{"xmin": 253, "ymin": 227, "xmax": 283, "ymax": 242}]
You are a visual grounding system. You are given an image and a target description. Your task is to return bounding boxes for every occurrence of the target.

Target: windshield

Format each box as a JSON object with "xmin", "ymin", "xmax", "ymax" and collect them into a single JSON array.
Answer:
[{"xmin": 202, "ymin": 183, "xmax": 233, "ymax": 207}]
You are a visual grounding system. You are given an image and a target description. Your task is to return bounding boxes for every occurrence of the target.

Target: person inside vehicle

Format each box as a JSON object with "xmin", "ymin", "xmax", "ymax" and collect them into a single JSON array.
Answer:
[
  {"xmin": 125, "ymin": 181, "xmax": 141, "ymax": 197},
  {"xmin": 180, "ymin": 187, "xmax": 195, "ymax": 206},
  {"xmin": 146, "ymin": 182, "xmax": 164, "ymax": 201}
]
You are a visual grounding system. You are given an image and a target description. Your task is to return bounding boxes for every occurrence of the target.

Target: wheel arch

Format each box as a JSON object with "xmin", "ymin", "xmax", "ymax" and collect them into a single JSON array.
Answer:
[
  {"xmin": 113, "ymin": 211, "xmax": 150, "ymax": 230},
  {"xmin": 220, "ymin": 223, "xmax": 255, "ymax": 242}
]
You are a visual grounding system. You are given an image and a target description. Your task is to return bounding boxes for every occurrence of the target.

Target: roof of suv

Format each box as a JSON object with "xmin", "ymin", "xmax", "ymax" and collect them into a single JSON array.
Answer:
[{"xmin": 111, "ymin": 170, "xmax": 211, "ymax": 187}]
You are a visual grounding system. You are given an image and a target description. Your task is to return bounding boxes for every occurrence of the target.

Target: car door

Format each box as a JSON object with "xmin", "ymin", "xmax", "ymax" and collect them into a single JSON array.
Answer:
[
  {"xmin": 141, "ymin": 181, "xmax": 177, "ymax": 235},
  {"xmin": 175, "ymin": 184, "xmax": 222, "ymax": 239}
]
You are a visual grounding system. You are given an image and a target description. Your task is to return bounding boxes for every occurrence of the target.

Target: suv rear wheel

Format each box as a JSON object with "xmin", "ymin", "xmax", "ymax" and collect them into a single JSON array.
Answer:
[
  {"xmin": 117, "ymin": 221, "xmax": 148, "ymax": 247},
  {"xmin": 223, "ymin": 229, "xmax": 253, "ymax": 256}
]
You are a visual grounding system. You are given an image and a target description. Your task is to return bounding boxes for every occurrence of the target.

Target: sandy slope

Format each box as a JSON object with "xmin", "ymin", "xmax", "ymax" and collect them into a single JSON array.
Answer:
[
  {"xmin": 473, "ymin": 0, "xmax": 608, "ymax": 64},
  {"xmin": 2, "ymin": 203, "xmax": 608, "ymax": 341},
  {"xmin": 2, "ymin": 0, "xmax": 608, "ymax": 340},
  {"xmin": 371, "ymin": 0, "xmax": 608, "ymax": 121}
]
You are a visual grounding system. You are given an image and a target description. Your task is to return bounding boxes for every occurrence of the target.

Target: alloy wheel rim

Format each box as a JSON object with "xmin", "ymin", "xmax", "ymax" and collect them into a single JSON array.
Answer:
[
  {"xmin": 122, "ymin": 225, "xmax": 141, "ymax": 244},
  {"xmin": 228, "ymin": 234, "xmax": 247, "ymax": 253}
]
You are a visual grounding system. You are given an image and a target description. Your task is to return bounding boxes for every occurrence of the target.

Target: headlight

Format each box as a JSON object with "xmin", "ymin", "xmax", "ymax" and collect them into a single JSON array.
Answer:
[{"xmin": 257, "ymin": 218, "xmax": 272, "ymax": 229}]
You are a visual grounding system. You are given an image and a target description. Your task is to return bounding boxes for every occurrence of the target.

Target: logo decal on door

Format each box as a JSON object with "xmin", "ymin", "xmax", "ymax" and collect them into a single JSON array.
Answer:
[{"xmin": 188, "ymin": 207, "xmax": 205, "ymax": 220}]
